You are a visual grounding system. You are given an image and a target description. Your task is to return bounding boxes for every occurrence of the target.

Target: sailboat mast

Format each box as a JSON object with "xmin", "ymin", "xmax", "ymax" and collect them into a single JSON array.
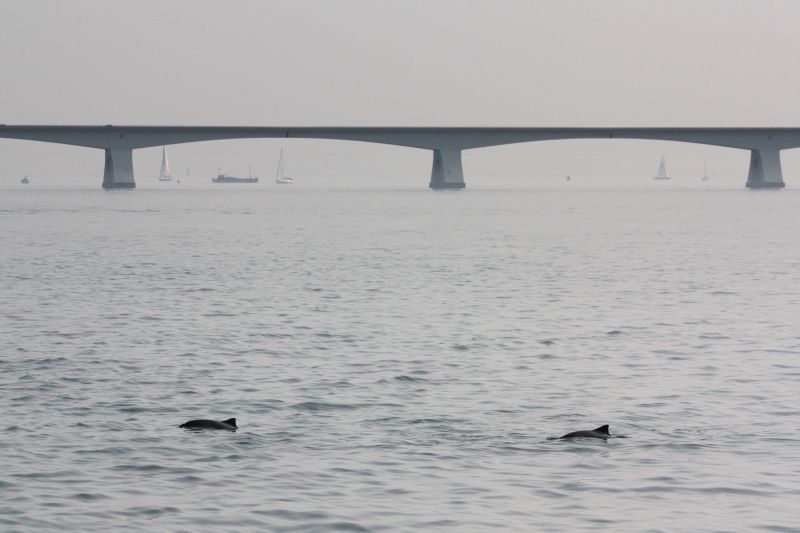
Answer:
[
  {"xmin": 159, "ymin": 146, "xmax": 171, "ymax": 179},
  {"xmin": 165, "ymin": 147, "xmax": 170, "ymax": 176}
]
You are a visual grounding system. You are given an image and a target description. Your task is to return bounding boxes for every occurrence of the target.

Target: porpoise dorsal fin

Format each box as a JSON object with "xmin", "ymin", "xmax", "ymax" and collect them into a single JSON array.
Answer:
[
  {"xmin": 593, "ymin": 425, "xmax": 609, "ymax": 435},
  {"xmin": 223, "ymin": 418, "xmax": 237, "ymax": 428}
]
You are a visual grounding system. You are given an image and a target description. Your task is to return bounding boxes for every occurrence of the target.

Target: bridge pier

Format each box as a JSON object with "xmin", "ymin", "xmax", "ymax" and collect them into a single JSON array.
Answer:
[
  {"xmin": 429, "ymin": 149, "xmax": 465, "ymax": 189},
  {"xmin": 746, "ymin": 148, "xmax": 784, "ymax": 189},
  {"xmin": 102, "ymin": 148, "xmax": 135, "ymax": 189}
]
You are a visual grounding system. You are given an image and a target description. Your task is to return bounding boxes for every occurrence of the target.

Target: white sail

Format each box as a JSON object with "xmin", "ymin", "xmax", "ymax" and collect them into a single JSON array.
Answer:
[
  {"xmin": 159, "ymin": 146, "xmax": 172, "ymax": 181},
  {"xmin": 655, "ymin": 155, "xmax": 669, "ymax": 180},
  {"xmin": 275, "ymin": 149, "xmax": 292, "ymax": 184}
]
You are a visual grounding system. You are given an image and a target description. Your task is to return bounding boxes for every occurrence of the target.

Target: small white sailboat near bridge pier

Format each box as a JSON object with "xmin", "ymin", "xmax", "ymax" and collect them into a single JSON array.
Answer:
[{"xmin": 158, "ymin": 146, "xmax": 172, "ymax": 182}]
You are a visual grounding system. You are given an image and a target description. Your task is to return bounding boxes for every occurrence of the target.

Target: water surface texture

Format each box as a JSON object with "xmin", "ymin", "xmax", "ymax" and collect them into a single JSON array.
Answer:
[{"xmin": 2, "ymin": 186, "xmax": 800, "ymax": 531}]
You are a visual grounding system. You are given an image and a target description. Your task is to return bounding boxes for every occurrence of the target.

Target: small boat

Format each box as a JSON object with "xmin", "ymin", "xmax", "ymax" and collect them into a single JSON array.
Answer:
[
  {"xmin": 158, "ymin": 146, "xmax": 172, "ymax": 182},
  {"xmin": 212, "ymin": 166, "xmax": 258, "ymax": 183},
  {"xmin": 20, "ymin": 175, "xmax": 30, "ymax": 184},
  {"xmin": 702, "ymin": 160, "xmax": 711, "ymax": 181},
  {"xmin": 654, "ymin": 155, "xmax": 670, "ymax": 180},
  {"xmin": 275, "ymin": 149, "xmax": 292, "ymax": 184}
]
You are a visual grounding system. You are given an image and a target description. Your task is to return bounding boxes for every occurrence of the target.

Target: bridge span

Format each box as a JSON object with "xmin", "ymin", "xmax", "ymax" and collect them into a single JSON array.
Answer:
[{"xmin": 2, "ymin": 125, "xmax": 799, "ymax": 189}]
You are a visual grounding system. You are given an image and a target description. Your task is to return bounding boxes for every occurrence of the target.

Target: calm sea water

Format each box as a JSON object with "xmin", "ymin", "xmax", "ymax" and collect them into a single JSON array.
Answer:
[{"xmin": 2, "ymin": 183, "xmax": 800, "ymax": 532}]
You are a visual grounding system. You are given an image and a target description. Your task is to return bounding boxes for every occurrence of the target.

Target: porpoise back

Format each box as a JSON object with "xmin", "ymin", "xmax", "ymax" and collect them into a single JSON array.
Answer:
[
  {"xmin": 559, "ymin": 424, "xmax": 610, "ymax": 439},
  {"xmin": 179, "ymin": 418, "xmax": 237, "ymax": 430}
]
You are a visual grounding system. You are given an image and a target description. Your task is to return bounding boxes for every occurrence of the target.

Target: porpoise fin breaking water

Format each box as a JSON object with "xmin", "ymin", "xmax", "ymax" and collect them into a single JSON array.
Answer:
[
  {"xmin": 179, "ymin": 418, "xmax": 237, "ymax": 430},
  {"xmin": 558, "ymin": 424, "xmax": 610, "ymax": 439}
]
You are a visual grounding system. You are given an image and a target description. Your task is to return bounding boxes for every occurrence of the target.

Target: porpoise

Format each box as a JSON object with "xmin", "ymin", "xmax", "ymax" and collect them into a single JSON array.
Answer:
[
  {"xmin": 179, "ymin": 418, "xmax": 237, "ymax": 431},
  {"xmin": 559, "ymin": 424, "xmax": 610, "ymax": 439}
]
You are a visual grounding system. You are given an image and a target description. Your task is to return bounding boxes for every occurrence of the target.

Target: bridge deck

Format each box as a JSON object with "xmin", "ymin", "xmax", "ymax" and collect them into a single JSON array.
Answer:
[{"xmin": 1, "ymin": 125, "xmax": 795, "ymax": 189}]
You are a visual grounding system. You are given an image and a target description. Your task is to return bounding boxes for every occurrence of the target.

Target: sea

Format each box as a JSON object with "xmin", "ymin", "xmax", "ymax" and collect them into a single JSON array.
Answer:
[{"xmin": 2, "ymin": 177, "xmax": 800, "ymax": 532}]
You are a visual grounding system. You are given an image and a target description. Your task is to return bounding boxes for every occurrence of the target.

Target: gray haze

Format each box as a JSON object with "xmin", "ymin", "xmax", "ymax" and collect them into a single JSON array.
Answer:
[{"xmin": 3, "ymin": 0, "xmax": 800, "ymax": 185}]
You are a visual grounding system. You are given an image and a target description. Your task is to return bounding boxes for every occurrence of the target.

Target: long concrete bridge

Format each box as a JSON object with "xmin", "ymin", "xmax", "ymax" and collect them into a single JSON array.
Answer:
[{"xmin": 1, "ymin": 125, "xmax": 798, "ymax": 189}]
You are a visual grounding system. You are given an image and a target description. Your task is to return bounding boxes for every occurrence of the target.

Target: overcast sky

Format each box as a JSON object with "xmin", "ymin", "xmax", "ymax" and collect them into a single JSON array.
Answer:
[{"xmin": 3, "ymin": 0, "xmax": 800, "ymax": 186}]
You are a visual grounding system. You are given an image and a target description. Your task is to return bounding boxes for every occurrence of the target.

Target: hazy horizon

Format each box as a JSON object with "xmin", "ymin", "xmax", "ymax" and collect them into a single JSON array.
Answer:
[
  {"xmin": 5, "ymin": 4, "xmax": 800, "ymax": 529},
  {"xmin": 3, "ymin": 0, "xmax": 800, "ymax": 184}
]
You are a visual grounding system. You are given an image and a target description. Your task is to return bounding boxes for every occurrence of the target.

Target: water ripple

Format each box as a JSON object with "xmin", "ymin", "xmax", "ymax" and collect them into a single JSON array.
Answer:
[{"xmin": 4, "ymin": 189, "xmax": 800, "ymax": 531}]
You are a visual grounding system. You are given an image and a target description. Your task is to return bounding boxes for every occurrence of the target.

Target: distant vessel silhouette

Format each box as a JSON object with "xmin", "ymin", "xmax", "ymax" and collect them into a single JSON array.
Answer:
[
  {"xmin": 654, "ymin": 155, "xmax": 670, "ymax": 180},
  {"xmin": 20, "ymin": 174, "xmax": 30, "ymax": 184},
  {"xmin": 275, "ymin": 149, "xmax": 292, "ymax": 184},
  {"xmin": 158, "ymin": 146, "xmax": 172, "ymax": 182},
  {"xmin": 212, "ymin": 166, "xmax": 258, "ymax": 183},
  {"xmin": 702, "ymin": 160, "xmax": 711, "ymax": 181}
]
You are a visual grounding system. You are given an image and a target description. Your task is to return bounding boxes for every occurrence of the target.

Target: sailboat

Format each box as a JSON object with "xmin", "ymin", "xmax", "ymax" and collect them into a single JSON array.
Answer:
[
  {"xmin": 702, "ymin": 160, "xmax": 711, "ymax": 181},
  {"xmin": 654, "ymin": 155, "xmax": 670, "ymax": 180},
  {"xmin": 158, "ymin": 146, "xmax": 172, "ymax": 182},
  {"xmin": 275, "ymin": 149, "xmax": 292, "ymax": 184}
]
